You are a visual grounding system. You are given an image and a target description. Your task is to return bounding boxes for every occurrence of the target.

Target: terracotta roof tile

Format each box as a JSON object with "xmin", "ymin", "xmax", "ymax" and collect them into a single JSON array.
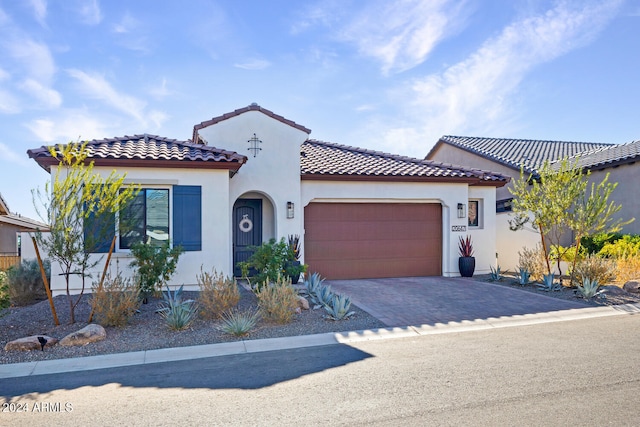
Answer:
[
  {"xmin": 301, "ymin": 139, "xmax": 509, "ymax": 186},
  {"xmin": 193, "ymin": 103, "xmax": 311, "ymax": 142},
  {"xmin": 28, "ymin": 134, "xmax": 247, "ymax": 172},
  {"xmin": 430, "ymin": 135, "xmax": 613, "ymax": 174}
]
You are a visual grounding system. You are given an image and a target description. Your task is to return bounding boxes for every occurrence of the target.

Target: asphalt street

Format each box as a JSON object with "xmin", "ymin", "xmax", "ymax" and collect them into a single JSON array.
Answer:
[{"xmin": 2, "ymin": 314, "xmax": 640, "ymax": 426}]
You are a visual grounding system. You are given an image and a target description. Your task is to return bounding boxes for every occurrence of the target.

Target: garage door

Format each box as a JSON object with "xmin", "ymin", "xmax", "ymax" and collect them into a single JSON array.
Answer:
[{"xmin": 304, "ymin": 203, "xmax": 442, "ymax": 279}]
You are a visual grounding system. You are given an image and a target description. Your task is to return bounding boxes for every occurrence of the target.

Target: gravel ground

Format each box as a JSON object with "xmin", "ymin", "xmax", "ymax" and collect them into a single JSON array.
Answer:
[{"xmin": 0, "ymin": 284, "xmax": 385, "ymax": 365}]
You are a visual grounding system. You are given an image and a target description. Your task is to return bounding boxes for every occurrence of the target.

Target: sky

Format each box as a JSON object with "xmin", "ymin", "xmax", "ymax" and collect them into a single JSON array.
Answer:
[{"xmin": 1, "ymin": 0, "xmax": 639, "ymax": 220}]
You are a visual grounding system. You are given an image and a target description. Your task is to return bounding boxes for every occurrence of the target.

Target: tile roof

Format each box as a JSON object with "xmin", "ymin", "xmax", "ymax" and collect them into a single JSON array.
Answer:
[
  {"xmin": 193, "ymin": 103, "xmax": 312, "ymax": 143},
  {"xmin": 28, "ymin": 134, "xmax": 247, "ymax": 172},
  {"xmin": 0, "ymin": 193, "xmax": 8, "ymax": 215},
  {"xmin": 301, "ymin": 139, "xmax": 509, "ymax": 186},
  {"xmin": 557, "ymin": 139, "xmax": 640, "ymax": 171},
  {"xmin": 429, "ymin": 135, "xmax": 613, "ymax": 174}
]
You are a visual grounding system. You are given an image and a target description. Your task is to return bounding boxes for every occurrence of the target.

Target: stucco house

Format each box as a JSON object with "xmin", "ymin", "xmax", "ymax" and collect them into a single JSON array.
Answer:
[
  {"xmin": 427, "ymin": 136, "xmax": 640, "ymax": 270},
  {"xmin": 25, "ymin": 104, "xmax": 510, "ymax": 295},
  {"xmin": 0, "ymin": 193, "xmax": 47, "ymax": 269}
]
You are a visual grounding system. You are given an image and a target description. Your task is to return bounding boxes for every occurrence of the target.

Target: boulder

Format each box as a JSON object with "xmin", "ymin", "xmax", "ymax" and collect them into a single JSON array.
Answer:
[
  {"xmin": 601, "ymin": 285, "xmax": 628, "ymax": 297},
  {"xmin": 297, "ymin": 295, "xmax": 309, "ymax": 310},
  {"xmin": 4, "ymin": 335, "xmax": 58, "ymax": 351},
  {"xmin": 623, "ymin": 280, "xmax": 640, "ymax": 294},
  {"xmin": 59, "ymin": 324, "xmax": 106, "ymax": 347}
]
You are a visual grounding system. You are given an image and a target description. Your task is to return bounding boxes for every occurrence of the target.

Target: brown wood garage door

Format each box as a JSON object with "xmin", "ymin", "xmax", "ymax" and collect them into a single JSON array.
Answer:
[{"xmin": 304, "ymin": 203, "xmax": 442, "ymax": 279}]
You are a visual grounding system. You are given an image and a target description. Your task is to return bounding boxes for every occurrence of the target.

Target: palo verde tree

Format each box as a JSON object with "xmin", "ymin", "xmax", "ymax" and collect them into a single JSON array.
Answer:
[
  {"xmin": 33, "ymin": 141, "xmax": 138, "ymax": 324},
  {"xmin": 509, "ymin": 158, "xmax": 631, "ymax": 283}
]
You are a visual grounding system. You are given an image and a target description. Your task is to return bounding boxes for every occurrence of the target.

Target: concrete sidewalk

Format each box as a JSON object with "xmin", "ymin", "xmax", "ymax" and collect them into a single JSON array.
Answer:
[{"xmin": 2, "ymin": 301, "xmax": 638, "ymax": 380}]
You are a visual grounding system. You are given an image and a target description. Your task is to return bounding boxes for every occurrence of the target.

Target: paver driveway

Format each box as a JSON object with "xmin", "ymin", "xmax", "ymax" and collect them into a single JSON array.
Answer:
[{"xmin": 326, "ymin": 277, "xmax": 587, "ymax": 327}]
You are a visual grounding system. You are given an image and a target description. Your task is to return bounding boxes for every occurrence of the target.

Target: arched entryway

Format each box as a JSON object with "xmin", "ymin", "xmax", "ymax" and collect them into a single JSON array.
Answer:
[{"xmin": 232, "ymin": 193, "xmax": 276, "ymax": 276}]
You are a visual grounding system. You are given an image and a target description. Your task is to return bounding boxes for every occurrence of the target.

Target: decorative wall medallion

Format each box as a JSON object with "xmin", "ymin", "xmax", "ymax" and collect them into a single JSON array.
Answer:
[{"xmin": 238, "ymin": 214, "xmax": 253, "ymax": 233}]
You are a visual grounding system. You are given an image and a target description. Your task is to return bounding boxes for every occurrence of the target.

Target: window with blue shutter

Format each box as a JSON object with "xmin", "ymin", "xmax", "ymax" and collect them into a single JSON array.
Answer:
[{"xmin": 173, "ymin": 185, "xmax": 202, "ymax": 251}]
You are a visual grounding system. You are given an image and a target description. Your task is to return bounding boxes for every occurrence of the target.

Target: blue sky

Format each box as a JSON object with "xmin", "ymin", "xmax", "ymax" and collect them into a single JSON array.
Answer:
[{"xmin": 1, "ymin": 0, "xmax": 639, "ymax": 219}]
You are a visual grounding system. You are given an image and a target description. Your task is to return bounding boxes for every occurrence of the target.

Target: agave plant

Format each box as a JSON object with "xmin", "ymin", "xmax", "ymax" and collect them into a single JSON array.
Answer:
[
  {"xmin": 576, "ymin": 277, "xmax": 602, "ymax": 299},
  {"xmin": 314, "ymin": 284, "xmax": 335, "ymax": 309},
  {"xmin": 489, "ymin": 265, "xmax": 502, "ymax": 281},
  {"xmin": 537, "ymin": 273, "xmax": 561, "ymax": 292},
  {"xmin": 324, "ymin": 294, "xmax": 355, "ymax": 321},
  {"xmin": 517, "ymin": 268, "xmax": 531, "ymax": 286},
  {"xmin": 304, "ymin": 272, "xmax": 324, "ymax": 300},
  {"xmin": 157, "ymin": 285, "xmax": 198, "ymax": 330},
  {"xmin": 219, "ymin": 308, "xmax": 260, "ymax": 336}
]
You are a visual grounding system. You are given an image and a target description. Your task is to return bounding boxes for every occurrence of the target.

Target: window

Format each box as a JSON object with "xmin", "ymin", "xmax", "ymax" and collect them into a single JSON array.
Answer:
[
  {"xmin": 120, "ymin": 189, "xmax": 169, "ymax": 249},
  {"xmin": 468, "ymin": 200, "xmax": 479, "ymax": 227},
  {"xmin": 85, "ymin": 185, "xmax": 201, "ymax": 253}
]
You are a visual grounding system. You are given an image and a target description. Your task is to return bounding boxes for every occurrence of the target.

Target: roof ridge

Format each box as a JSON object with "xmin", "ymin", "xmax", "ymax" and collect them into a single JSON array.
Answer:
[{"xmin": 441, "ymin": 135, "xmax": 613, "ymax": 146}]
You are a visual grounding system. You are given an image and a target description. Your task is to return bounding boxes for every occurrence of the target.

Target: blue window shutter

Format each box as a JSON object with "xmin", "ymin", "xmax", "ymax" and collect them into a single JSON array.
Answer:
[
  {"xmin": 173, "ymin": 185, "xmax": 202, "ymax": 251},
  {"xmin": 84, "ymin": 208, "xmax": 115, "ymax": 253}
]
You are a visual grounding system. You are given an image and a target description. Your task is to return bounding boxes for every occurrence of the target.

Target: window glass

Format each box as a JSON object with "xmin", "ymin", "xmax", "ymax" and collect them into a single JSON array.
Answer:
[{"xmin": 119, "ymin": 189, "xmax": 169, "ymax": 249}]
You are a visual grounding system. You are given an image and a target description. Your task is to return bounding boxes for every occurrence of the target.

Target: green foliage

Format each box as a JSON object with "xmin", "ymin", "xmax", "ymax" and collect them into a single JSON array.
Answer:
[
  {"xmin": 31, "ymin": 141, "xmax": 138, "ymax": 323},
  {"xmin": 581, "ymin": 233, "xmax": 622, "ymax": 255},
  {"xmin": 255, "ymin": 274, "xmax": 298, "ymax": 324},
  {"xmin": 571, "ymin": 255, "xmax": 615, "ymax": 287},
  {"xmin": 489, "ymin": 265, "xmax": 502, "ymax": 281},
  {"xmin": 287, "ymin": 234, "xmax": 301, "ymax": 261},
  {"xmin": 576, "ymin": 277, "xmax": 602, "ymax": 299},
  {"xmin": 197, "ymin": 267, "xmax": 240, "ymax": 319},
  {"xmin": 324, "ymin": 294, "xmax": 355, "ymax": 321},
  {"xmin": 130, "ymin": 241, "xmax": 183, "ymax": 298},
  {"xmin": 537, "ymin": 273, "xmax": 561, "ymax": 292},
  {"xmin": 157, "ymin": 285, "xmax": 198, "ymax": 330},
  {"xmin": 0, "ymin": 270, "xmax": 9, "ymax": 310},
  {"xmin": 598, "ymin": 235, "xmax": 640, "ymax": 259},
  {"xmin": 239, "ymin": 238, "xmax": 294, "ymax": 290},
  {"xmin": 6, "ymin": 259, "xmax": 50, "ymax": 306},
  {"xmin": 90, "ymin": 272, "xmax": 140, "ymax": 327},
  {"xmin": 219, "ymin": 308, "xmax": 260, "ymax": 336},
  {"xmin": 516, "ymin": 268, "xmax": 530, "ymax": 286},
  {"xmin": 458, "ymin": 235, "xmax": 474, "ymax": 257},
  {"xmin": 304, "ymin": 272, "xmax": 325, "ymax": 299}
]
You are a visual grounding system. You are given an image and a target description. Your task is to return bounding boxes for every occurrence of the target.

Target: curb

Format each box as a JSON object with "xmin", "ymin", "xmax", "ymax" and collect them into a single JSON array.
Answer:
[{"xmin": 1, "ymin": 303, "xmax": 638, "ymax": 379}]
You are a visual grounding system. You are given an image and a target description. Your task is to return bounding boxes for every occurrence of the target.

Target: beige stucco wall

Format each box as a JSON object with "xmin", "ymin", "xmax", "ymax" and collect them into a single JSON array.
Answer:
[
  {"xmin": 588, "ymin": 166, "xmax": 639, "ymax": 235},
  {"xmin": 301, "ymin": 180, "xmax": 499, "ymax": 277}
]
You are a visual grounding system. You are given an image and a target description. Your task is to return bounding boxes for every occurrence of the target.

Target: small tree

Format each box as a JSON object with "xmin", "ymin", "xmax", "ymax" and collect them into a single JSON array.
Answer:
[{"xmin": 32, "ymin": 141, "xmax": 138, "ymax": 324}]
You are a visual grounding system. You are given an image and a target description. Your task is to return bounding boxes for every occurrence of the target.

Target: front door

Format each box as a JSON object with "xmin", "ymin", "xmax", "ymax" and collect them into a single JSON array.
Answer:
[{"xmin": 233, "ymin": 199, "xmax": 262, "ymax": 277}]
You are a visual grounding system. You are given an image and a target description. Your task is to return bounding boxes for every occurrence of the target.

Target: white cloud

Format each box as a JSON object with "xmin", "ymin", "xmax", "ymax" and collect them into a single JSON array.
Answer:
[
  {"xmin": 28, "ymin": 0, "xmax": 47, "ymax": 27},
  {"xmin": 148, "ymin": 78, "xmax": 172, "ymax": 100},
  {"xmin": 19, "ymin": 78, "xmax": 62, "ymax": 108},
  {"xmin": 6, "ymin": 38, "xmax": 56, "ymax": 82},
  {"xmin": 111, "ymin": 12, "xmax": 151, "ymax": 52},
  {"xmin": 233, "ymin": 59, "xmax": 271, "ymax": 70},
  {"xmin": 77, "ymin": 0, "xmax": 102, "ymax": 25},
  {"xmin": 339, "ymin": 0, "xmax": 467, "ymax": 75},
  {"xmin": 26, "ymin": 110, "xmax": 108, "ymax": 143},
  {"xmin": 112, "ymin": 11, "xmax": 137, "ymax": 33},
  {"xmin": 0, "ymin": 142, "xmax": 29, "ymax": 166},
  {"xmin": 378, "ymin": 0, "xmax": 623, "ymax": 156},
  {"xmin": 148, "ymin": 110, "xmax": 168, "ymax": 129},
  {"xmin": 67, "ymin": 69, "xmax": 146, "ymax": 123}
]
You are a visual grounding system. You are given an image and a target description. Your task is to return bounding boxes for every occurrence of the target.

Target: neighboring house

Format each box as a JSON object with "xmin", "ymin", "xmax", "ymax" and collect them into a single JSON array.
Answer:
[
  {"xmin": 25, "ymin": 104, "xmax": 510, "ymax": 295},
  {"xmin": 426, "ymin": 136, "xmax": 640, "ymax": 270},
  {"xmin": 0, "ymin": 193, "xmax": 48, "ymax": 269}
]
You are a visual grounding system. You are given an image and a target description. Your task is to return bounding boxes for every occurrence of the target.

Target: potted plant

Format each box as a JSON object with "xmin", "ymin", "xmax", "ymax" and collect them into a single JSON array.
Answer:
[
  {"xmin": 458, "ymin": 235, "xmax": 475, "ymax": 277},
  {"xmin": 284, "ymin": 234, "xmax": 306, "ymax": 284}
]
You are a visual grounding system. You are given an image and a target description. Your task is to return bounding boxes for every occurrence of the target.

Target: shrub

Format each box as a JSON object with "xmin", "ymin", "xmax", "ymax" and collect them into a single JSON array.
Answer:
[
  {"xmin": 598, "ymin": 235, "xmax": 640, "ymax": 259},
  {"xmin": 581, "ymin": 233, "xmax": 622, "ymax": 255},
  {"xmin": 129, "ymin": 242, "xmax": 183, "ymax": 299},
  {"xmin": 0, "ymin": 270, "xmax": 9, "ymax": 310},
  {"xmin": 157, "ymin": 285, "xmax": 198, "ymax": 330},
  {"xmin": 6, "ymin": 259, "xmax": 50, "ymax": 306},
  {"xmin": 614, "ymin": 256, "xmax": 640, "ymax": 285},
  {"xmin": 255, "ymin": 275, "xmax": 298, "ymax": 324},
  {"xmin": 90, "ymin": 273, "xmax": 140, "ymax": 327},
  {"xmin": 219, "ymin": 308, "xmax": 260, "ymax": 336},
  {"xmin": 571, "ymin": 255, "xmax": 615, "ymax": 287},
  {"xmin": 238, "ymin": 238, "xmax": 292, "ymax": 290},
  {"xmin": 518, "ymin": 245, "xmax": 546, "ymax": 281},
  {"xmin": 197, "ymin": 268, "xmax": 240, "ymax": 319}
]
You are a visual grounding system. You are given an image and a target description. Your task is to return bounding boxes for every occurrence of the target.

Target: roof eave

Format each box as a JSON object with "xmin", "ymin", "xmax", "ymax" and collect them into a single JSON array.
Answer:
[{"xmin": 301, "ymin": 173, "xmax": 508, "ymax": 187}]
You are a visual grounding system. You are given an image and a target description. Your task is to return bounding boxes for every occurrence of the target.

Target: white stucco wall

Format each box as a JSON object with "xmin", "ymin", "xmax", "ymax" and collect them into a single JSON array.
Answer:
[
  {"xmin": 301, "ymin": 180, "xmax": 499, "ymax": 277},
  {"xmin": 30, "ymin": 165, "xmax": 231, "ymax": 295}
]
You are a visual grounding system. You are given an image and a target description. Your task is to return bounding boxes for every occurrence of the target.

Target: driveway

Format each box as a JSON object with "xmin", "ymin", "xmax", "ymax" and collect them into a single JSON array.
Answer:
[{"xmin": 326, "ymin": 277, "xmax": 587, "ymax": 327}]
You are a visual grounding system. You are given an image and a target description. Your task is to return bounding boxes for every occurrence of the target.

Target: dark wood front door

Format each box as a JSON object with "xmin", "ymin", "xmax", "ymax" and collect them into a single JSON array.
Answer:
[{"xmin": 233, "ymin": 199, "xmax": 262, "ymax": 277}]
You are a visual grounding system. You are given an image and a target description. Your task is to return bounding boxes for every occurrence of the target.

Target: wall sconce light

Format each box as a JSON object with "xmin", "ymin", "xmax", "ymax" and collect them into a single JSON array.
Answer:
[
  {"xmin": 287, "ymin": 202, "xmax": 295, "ymax": 219},
  {"xmin": 457, "ymin": 203, "xmax": 466, "ymax": 219},
  {"xmin": 247, "ymin": 133, "xmax": 262, "ymax": 157}
]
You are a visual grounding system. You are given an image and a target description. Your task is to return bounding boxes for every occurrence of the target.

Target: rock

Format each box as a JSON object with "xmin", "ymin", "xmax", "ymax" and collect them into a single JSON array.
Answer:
[
  {"xmin": 601, "ymin": 285, "xmax": 628, "ymax": 296},
  {"xmin": 4, "ymin": 335, "xmax": 58, "ymax": 351},
  {"xmin": 59, "ymin": 324, "xmax": 106, "ymax": 347},
  {"xmin": 623, "ymin": 280, "xmax": 640, "ymax": 294},
  {"xmin": 297, "ymin": 295, "xmax": 309, "ymax": 310}
]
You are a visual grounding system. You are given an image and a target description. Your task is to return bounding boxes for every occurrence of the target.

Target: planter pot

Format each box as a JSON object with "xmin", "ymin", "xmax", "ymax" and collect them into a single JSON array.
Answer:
[
  {"xmin": 285, "ymin": 261, "xmax": 302, "ymax": 284},
  {"xmin": 458, "ymin": 256, "xmax": 475, "ymax": 277}
]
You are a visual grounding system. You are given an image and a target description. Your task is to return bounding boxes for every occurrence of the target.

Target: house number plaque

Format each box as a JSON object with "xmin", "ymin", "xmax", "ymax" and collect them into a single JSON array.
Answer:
[{"xmin": 451, "ymin": 225, "xmax": 466, "ymax": 232}]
